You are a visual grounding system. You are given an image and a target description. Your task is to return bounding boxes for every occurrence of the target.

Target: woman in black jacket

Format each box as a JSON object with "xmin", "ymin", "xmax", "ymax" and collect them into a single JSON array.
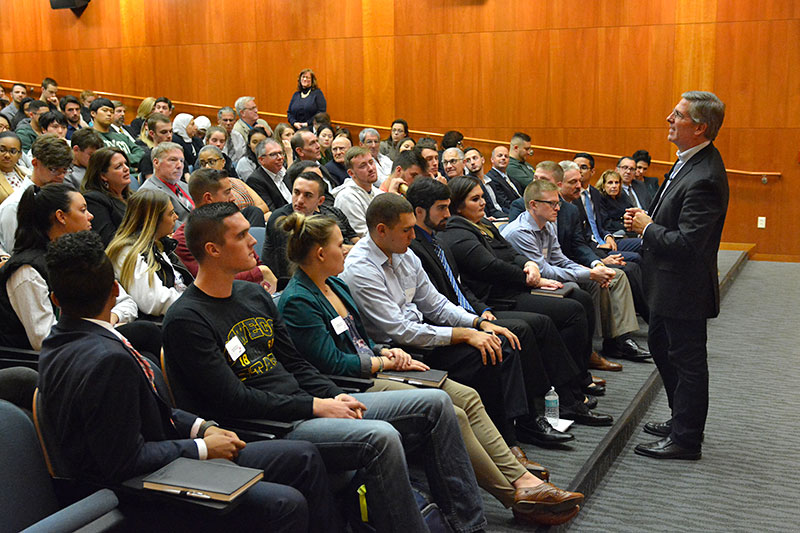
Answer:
[
  {"xmin": 596, "ymin": 169, "xmax": 637, "ymax": 238},
  {"xmin": 440, "ymin": 177, "xmax": 610, "ymax": 414},
  {"xmin": 82, "ymin": 147, "xmax": 130, "ymax": 246}
]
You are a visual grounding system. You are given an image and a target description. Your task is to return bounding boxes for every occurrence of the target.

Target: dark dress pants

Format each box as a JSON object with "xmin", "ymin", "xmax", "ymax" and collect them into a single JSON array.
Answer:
[{"xmin": 648, "ymin": 313, "xmax": 708, "ymax": 450}]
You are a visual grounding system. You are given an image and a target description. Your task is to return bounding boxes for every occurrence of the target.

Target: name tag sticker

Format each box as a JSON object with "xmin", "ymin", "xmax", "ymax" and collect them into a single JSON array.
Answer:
[
  {"xmin": 404, "ymin": 287, "xmax": 415, "ymax": 303},
  {"xmin": 543, "ymin": 248, "xmax": 549, "ymax": 257},
  {"xmin": 225, "ymin": 336, "xmax": 246, "ymax": 362},
  {"xmin": 331, "ymin": 316, "xmax": 348, "ymax": 335}
]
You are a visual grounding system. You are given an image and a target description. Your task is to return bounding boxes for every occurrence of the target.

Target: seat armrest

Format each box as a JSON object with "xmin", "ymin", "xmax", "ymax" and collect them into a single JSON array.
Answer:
[
  {"xmin": 21, "ymin": 489, "xmax": 121, "ymax": 533},
  {"xmin": 326, "ymin": 375, "xmax": 373, "ymax": 393}
]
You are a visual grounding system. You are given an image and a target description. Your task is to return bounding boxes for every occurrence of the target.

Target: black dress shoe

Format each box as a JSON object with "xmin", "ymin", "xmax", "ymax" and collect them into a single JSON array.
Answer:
[
  {"xmin": 561, "ymin": 404, "xmax": 613, "ymax": 426},
  {"xmin": 643, "ymin": 420, "xmax": 672, "ymax": 438},
  {"xmin": 602, "ymin": 338, "xmax": 652, "ymax": 362},
  {"xmin": 634, "ymin": 436, "xmax": 701, "ymax": 460},
  {"xmin": 516, "ymin": 416, "xmax": 575, "ymax": 447},
  {"xmin": 620, "ymin": 337, "xmax": 651, "ymax": 357},
  {"xmin": 583, "ymin": 382, "xmax": 605, "ymax": 396},
  {"xmin": 584, "ymin": 395, "xmax": 598, "ymax": 410}
]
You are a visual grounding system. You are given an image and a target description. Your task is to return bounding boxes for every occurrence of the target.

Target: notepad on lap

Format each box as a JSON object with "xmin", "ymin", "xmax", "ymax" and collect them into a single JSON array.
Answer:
[
  {"xmin": 377, "ymin": 369, "xmax": 448, "ymax": 388},
  {"xmin": 143, "ymin": 457, "xmax": 263, "ymax": 502},
  {"xmin": 531, "ymin": 285, "xmax": 574, "ymax": 298}
]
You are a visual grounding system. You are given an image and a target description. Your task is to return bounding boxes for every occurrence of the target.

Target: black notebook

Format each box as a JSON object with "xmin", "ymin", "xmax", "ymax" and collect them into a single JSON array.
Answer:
[
  {"xmin": 377, "ymin": 368, "xmax": 448, "ymax": 388},
  {"xmin": 531, "ymin": 285, "xmax": 574, "ymax": 298},
  {"xmin": 143, "ymin": 458, "xmax": 263, "ymax": 502}
]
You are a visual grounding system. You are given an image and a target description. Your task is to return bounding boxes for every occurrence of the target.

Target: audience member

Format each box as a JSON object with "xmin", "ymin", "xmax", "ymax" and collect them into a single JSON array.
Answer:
[
  {"xmin": 632, "ymin": 149, "xmax": 659, "ymax": 197},
  {"xmin": 273, "ymin": 122, "xmax": 296, "ymax": 168},
  {"xmin": 109, "ymin": 100, "xmax": 137, "ymax": 145},
  {"xmin": 617, "ymin": 155, "xmax": 652, "ymax": 211},
  {"xmin": 277, "ymin": 210, "xmax": 584, "ymax": 525},
  {"xmin": 379, "ymin": 148, "xmax": 426, "ymax": 193},
  {"xmin": 359, "ymin": 128, "xmax": 393, "ymax": 184},
  {"xmin": 597, "ymin": 169, "xmax": 635, "ymax": 236},
  {"xmin": 38, "ymin": 77, "xmax": 59, "ymax": 111},
  {"xmin": 0, "ymin": 132, "xmax": 29, "ymax": 204},
  {"xmin": 333, "ymin": 146, "xmax": 383, "ymax": 237},
  {"xmin": 173, "ymin": 167, "xmax": 274, "ymax": 285},
  {"xmin": 136, "ymin": 113, "xmax": 172, "ymax": 180},
  {"xmin": 38, "ymin": 230, "xmax": 336, "ymax": 532},
  {"xmin": 59, "ymin": 95, "xmax": 88, "ymax": 139},
  {"xmin": 398, "ymin": 137, "xmax": 416, "ymax": 152},
  {"xmin": 0, "ymin": 184, "xmax": 93, "ymax": 349},
  {"xmin": 235, "ymin": 126, "xmax": 269, "ymax": 180},
  {"xmin": 162, "ymin": 201, "xmax": 487, "ymax": 533},
  {"xmin": 139, "ymin": 142, "xmax": 193, "ymax": 222},
  {"xmin": 287, "ymin": 69, "xmax": 327, "ymax": 130},
  {"xmin": 380, "ymin": 118, "xmax": 409, "ymax": 161},
  {"xmin": 38, "ymin": 110, "xmax": 68, "ymax": 139},
  {"xmin": 63, "ymin": 128, "xmax": 103, "ymax": 190},
  {"xmin": 316, "ymin": 123, "xmax": 335, "ymax": 165},
  {"xmin": 153, "ymin": 96, "xmax": 173, "ymax": 118},
  {"xmin": 0, "ymin": 134, "xmax": 73, "ymax": 252},
  {"xmin": 416, "ymin": 137, "xmax": 446, "ymax": 182},
  {"xmin": 247, "ymin": 138, "xmax": 292, "ymax": 211},
  {"xmin": 197, "ymin": 144, "xmax": 270, "ymax": 216},
  {"xmin": 79, "ymin": 90, "xmax": 97, "ymax": 125},
  {"xmin": 263, "ymin": 170, "xmax": 358, "ymax": 280},
  {"xmin": 172, "ymin": 113, "xmax": 204, "ymax": 168},
  {"xmin": 91, "ymin": 98, "xmax": 145, "ymax": 170},
  {"xmin": 127, "ymin": 96, "xmax": 155, "ymax": 140},
  {"xmin": 507, "ymin": 132, "xmax": 535, "ymax": 190},
  {"xmin": 311, "ymin": 112, "xmax": 331, "ymax": 133},
  {"xmin": 15, "ymin": 100, "xmax": 49, "ymax": 151},
  {"xmin": 324, "ymin": 134, "xmax": 350, "ymax": 184},
  {"xmin": 106, "ymin": 188, "xmax": 192, "ymax": 317},
  {"xmin": 290, "ymin": 129, "xmax": 338, "ymax": 192},
  {"xmin": 216, "ymin": 106, "xmax": 246, "ymax": 164},
  {"xmin": 202, "ymin": 126, "xmax": 239, "ymax": 177},
  {"xmin": 82, "ymin": 147, "xmax": 131, "ymax": 246},
  {"xmin": 234, "ymin": 95, "xmax": 272, "ymax": 138},
  {"xmin": 0, "ymin": 83, "xmax": 27, "ymax": 124}
]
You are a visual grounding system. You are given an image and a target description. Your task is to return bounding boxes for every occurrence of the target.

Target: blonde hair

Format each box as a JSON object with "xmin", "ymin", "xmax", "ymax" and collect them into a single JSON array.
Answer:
[
  {"xmin": 278, "ymin": 212, "xmax": 337, "ymax": 265},
  {"xmin": 106, "ymin": 189, "xmax": 172, "ymax": 288},
  {"xmin": 596, "ymin": 170, "xmax": 621, "ymax": 197}
]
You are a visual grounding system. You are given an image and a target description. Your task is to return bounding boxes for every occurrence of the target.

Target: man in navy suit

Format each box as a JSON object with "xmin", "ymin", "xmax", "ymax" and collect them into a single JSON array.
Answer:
[
  {"xmin": 626, "ymin": 91, "xmax": 728, "ymax": 460},
  {"xmin": 38, "ymin": 231, "xmax": 338, "ymax": 531},
  {"xmin": 617, "ymin": 156, "xmax": 652, "ymax": 210},
  {"xmin": 486, "ymin": 145, "xmax": 523, "ymax": 213}
]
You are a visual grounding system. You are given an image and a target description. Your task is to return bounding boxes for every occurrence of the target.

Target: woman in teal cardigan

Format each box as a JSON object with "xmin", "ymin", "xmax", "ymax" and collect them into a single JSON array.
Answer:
[{"xmin": 277, "ymin": 212, "xmax": 586, "ymax": 526}]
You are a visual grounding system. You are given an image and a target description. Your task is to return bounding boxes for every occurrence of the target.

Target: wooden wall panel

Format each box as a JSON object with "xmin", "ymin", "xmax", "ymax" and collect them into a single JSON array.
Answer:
[{"xmin": 0, "ymin": 0, "xmax": 797, "ymax": 257}]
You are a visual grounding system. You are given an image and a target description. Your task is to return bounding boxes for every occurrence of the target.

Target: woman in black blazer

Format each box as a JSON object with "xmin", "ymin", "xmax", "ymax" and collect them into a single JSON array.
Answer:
[
  {"xmin": 82, "ymin": 147, "xmax": 130, "ymax": 246},
  {"xmin": 596, "ymin": 170, "xmax": 634, "ymax": 237},
  {"xmin": 440, "ymin": 177, "xmax": 608, "ymax": 405}
]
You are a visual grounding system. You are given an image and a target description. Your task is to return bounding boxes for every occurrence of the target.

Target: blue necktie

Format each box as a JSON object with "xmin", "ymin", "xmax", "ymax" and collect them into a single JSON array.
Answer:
[
  {"xmin": 582, "ymin": 190, "xmax": 605, "ymax": 243},
  {"xmin": 431, "ymin": 238, "xmax": 474, "ymax": 313}
]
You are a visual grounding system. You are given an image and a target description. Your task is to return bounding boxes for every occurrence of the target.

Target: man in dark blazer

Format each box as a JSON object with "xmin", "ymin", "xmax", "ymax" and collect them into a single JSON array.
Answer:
[
  {"xmin": 633, "ymin": 150, "xmax": 661, "ymax": 199},
  {"xmin": 37, "ymin": 231, "xmax": 338, "ymax": 531},
  {"xmin": 486, "ymin": 146, "xmax": 523, "ymax": 213},
  {"xmin": 617, "ymin": 156, "xmax": 652, "ymax": 211},
  {"xmin": 626, "ymin": 91, "xmax": 728, "ymax": 460},
  {"xmin": 246, "ymin": 138, "xmax": 293, "ymax": 211}
]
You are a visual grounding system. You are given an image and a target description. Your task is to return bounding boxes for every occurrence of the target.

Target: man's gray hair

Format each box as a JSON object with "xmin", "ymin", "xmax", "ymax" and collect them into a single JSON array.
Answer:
[
  {"xmin": 256, "ymin": 138, "xmax": 281, "ymax": 159},
  {"xmin": 682, "ymin": 91, "xmax": 725, "ymax": 141},
  {"xmin": 234, "ymin": 96, "xmax": 255, "ymax": 116},
  {"xmin": 443, "ymin": 147, "xmax": 464, "ymax": 161},
  {"xmin": 217, "ymin": 106, "xmax": 237, "ymax": 120},
  {"xmin": 559, "ymin": 160, "xmax": 579, "ymax": 173},
  {"xmin": 151, "ymin": 141, "xmax": 183, "ymax": 162},
  {"xmin": 198, "ymin": 145, "xmax": 223, "ymax": 158},
  {"xmin": 359, "ymin": 128, "xmax": 380, "ymax": 143}
]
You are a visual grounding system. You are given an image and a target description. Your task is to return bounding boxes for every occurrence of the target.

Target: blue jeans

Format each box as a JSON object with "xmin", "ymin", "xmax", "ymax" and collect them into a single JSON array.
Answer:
[{"xmin": 286, "ymin": 389, "xmax": 486, "ymax": 533}]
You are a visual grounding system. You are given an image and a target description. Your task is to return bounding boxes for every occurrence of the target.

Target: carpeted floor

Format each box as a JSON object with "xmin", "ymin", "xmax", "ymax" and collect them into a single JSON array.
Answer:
[{"xmin": 567, "ymin": 260, "xmax": 800, "ymax": 532}]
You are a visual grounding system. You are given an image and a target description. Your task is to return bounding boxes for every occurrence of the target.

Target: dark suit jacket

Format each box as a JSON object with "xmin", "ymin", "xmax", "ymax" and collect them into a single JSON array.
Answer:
[
  {"xmin": 642, "ymin": 176, "xmax": 660, "ymax": 199},
  {"xmin": 84, "ymin": 190, "xmax": 127, "ymax": 247},
  {"xmin": 246, "ymin": 166, "xmax": 292, "ymax": 211},
  {"xmin": 323, "ymin": 160, "xmax": 348, "ymax": 187},
  {"xmin": 642, "ymin": 142, "xmax": 728, "ymax": 319},
  {"xmin": 410, "ymin": 229, "xmax": 489, "ymax": 314},
  {"xmin": 623, "ymin": 179, "xmax": 653, "ymax": 211},
  {"xmin": 572, "ymin": 185, "xmax": 613, "ymax": 241},
  {"xmin": 38, "ymin": 317, "xmax": 198, "ymax": 484},
  {"xmin": 486, "ymin": 168, "xmax": 521, "ymax": 212}
]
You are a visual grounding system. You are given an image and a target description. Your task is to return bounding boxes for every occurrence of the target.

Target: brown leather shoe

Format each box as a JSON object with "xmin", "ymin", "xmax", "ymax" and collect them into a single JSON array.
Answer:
[
  {"xmin": 589, "ymin": 350, "xmax": 623, "ymax": 371},
  {"xmin": 509, "ymin": 446, "xmax": 549, "ymax": 482},
  {"xmin": 592, "ymin": 375, "xmax": 607, "ymax": 387},
  {"xmin": 513, "ymin": 504, "xmax": 580, "ymax": 526},
  {"xmin": 513, "ymin": 483, "xmax": 584, "ymax": 514}
]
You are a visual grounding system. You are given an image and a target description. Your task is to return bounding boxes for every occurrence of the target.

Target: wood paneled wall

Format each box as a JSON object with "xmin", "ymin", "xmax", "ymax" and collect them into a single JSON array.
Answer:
[{"xmin": 1, "ymin": 0, "xmax": 798, "ymax": 256}]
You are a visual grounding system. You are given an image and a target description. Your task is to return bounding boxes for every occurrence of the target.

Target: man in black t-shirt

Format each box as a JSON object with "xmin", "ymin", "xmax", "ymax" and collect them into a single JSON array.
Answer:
[{"xmin": 163, "ymin": 202, "xmax": 486, "ymax": 533}]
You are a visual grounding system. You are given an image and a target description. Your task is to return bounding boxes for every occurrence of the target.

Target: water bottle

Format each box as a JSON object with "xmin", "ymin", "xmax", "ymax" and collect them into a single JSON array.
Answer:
[{"xmin": 545, "ymin": 387, "xmax": 559, "ymax": 426}]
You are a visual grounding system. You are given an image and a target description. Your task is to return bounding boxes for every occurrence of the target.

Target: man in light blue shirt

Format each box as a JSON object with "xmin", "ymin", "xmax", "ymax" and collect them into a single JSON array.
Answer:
[{"xmin": 501, "ymin": 178, "xmax": 650, "ymax": 362}]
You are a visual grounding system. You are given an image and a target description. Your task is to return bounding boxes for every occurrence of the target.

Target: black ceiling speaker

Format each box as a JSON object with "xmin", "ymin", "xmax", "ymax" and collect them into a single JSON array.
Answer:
[{"xmin": 50, "ymin": 0, "xmax": 90, "ymax": 14}]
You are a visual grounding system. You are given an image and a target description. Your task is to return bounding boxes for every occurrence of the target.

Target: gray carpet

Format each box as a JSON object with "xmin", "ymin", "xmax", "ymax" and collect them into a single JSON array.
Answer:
[{"xmin": 567, "ymin": 260, "xmax": 800, "ymax": 532}]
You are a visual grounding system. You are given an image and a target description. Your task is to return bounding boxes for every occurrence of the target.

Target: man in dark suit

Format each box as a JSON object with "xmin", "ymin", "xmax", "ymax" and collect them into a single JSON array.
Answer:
[
  {"xmin": 617, "ymin": 156, "xmax": 652, "ymax": 211},
  {"xmin": 37, "ymin": 231, "xmax": 338, "ymax": 531},
  {"xmin": 486, "ymin": 145, "xmax": 523, "ymax": 213},
  {"xmin": 626, "ymin": 91, "xmax": 728, "ymax": 460},
  {"xmin": 246, "ymin": 138, "xmax": 293, "ymax": 211}
]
